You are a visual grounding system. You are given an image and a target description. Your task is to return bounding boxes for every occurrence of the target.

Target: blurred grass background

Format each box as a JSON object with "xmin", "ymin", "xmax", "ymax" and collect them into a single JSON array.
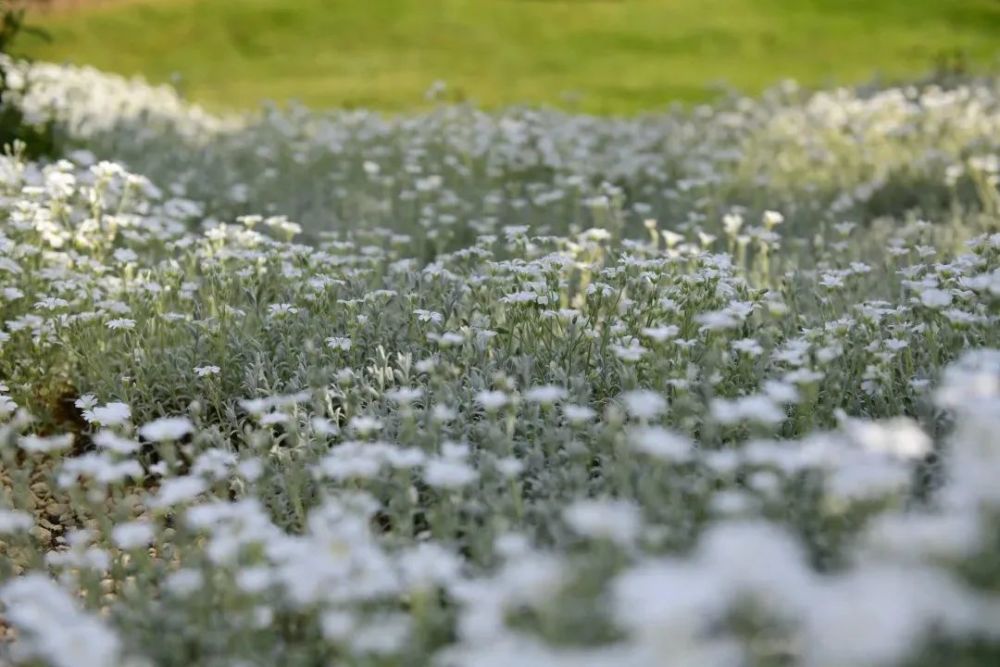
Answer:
[{"xmin": 17, "ymin": 0, "xmax": 1000, "ymax": 114}]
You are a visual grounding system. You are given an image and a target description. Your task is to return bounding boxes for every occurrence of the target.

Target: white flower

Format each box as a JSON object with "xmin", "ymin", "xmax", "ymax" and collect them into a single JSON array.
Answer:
[
  {"xmin": 432, "ymin": 404, "xmax": 457, "ymax": 422},
  {"xmin": 2, "ymin": 287, "xmax": 24, "ymax": 301},
  {"xmin": 151, "ymin": 476, "xmax": 207, "ymax": 508},
  {"xmin": 436, "ymin": 331, "xmax": 466, "ymax": 346},
  {"xmin": 424, "ymin": 458, "xmax": 477, "ymax": 489},
  {"xmin": 723, "ymin": 212, "xmax": 744, "ymax": 235},
  {"xmin": 612, "ymin": 341, "xmax": 647, "ymax": 361},
  {"xmin": 563, "ymin": 404, "xmax": 596, "ymax": 424},
  {"xmin": 496, "ymin": 456, "xmax": 525, "ymax": 478},
  {"xmin": 194, "ymin": 365, "xmax": 221, "ymax": 377},
  {"xmin": 919, "ymin": 288, "xmax": 952, "ymax": 309},
  {"xmin": 820, "ymin": 273, "xmax": 845, "ymax": 289},
  {"xmin": 760, "ymin": 380, "xmax": 797, "ymax": 406},
  {"xmin": 843, "ymin": 416, "xmax": 932, "ymax": 460},
  {"xmin": 320, "ymin": 610, "xmax": 357, "ymax": 641},
  {"xmin": 308, "ymin": 417, "xmax": 338, "ymax": 437},
  {"xmin": 139, "ymin": 416, "xmax": 194, "ymax": 442},
  {"xmin": 93, "ymin": 430, "xmax": 140, "ymax": 454},
  {"xmin": 711, "ymin": 395, "xmax": 786, "ymax": 425},
  {"xmin": 0, "ymin": 509, "xmax": 33, "ymax": 534},
  {"xmin": 260, "ymin": 412, "xmax": 289, "ymax": 426},
  {"xmin": 165, "ymin": 569, "xmax": 204, "ymax": 596},
  {"xmin": 386, "ymin": 387, "xmax": 423, "ymax": 404},
  {"xmin": 0, "ymin": 574, "xmax": 122, "ymax": 667},
  {"xmin": 111, "ymin": 520, "xmax": 155, "ymax": 549},
  {"xmin": 564, "ymin": 499, "xmax": 642, "ymax": 545},
  {"xmin": 236, "ymin": 566, "xmax": 273, "ymax": 594},
  {"xmin": 413, "ymin": 309, "xmax": 444, "ymax": 324},
  {"xmin": 784, "ymin": 368, "xmax": 824, "ymax": 385},
  {"xmin": 800, "ymin": 566, "xmax": 972, "ymax": 667},
  {"xmin": 621, "ymin": 390, "xmax": 667, "ymax": 420},
  {"xmin": 696, "ymin": 310, "xmax": 739, "ymax": 331},
  {"xmin": 630, "ymin": 426, "xmax": 692, "ymax": 461},
  {"xmin": 268, "ymin": 303, "xmax": 300, "ymax": 317},
  {"xmin": 349, "ymin": 415, "xmax": 383, "ymax": 435},
  {"xmin": 641, "ymin": 324, "xmax": 679, "ymax": 342},
  {"xmin": 731, "ymin": 338, "xmax": 764, "ymax": 357},
  {"xmin": 237, "ymin": 458, "xmax": 264, "ymax": 481},
  {"xmin": 524, "ymin": 384, "xmax": 567, "ymax": 405},
  {"xmin": 763, "ymin": 210, "xmax": 784, "ymax": 227},
  {"xmin": 19, "ymin": 433, "xmax": 74, "ymax": 454},
  {"xmin": 400, "ymin": 543, "xmax": 462, "ymax": 592},
  {"xmin": 85, "ymin": 401, "xmax": 131, "ymax": 426},
  {"xmin": 476, "ymin": 390, "xmax": 510, "ymax": 411},
  {"xmin": 105, "ymin": 318, "xmax": 136, "ymax": 330},
  {"xmin": 326, "ymin": 336, "xmax": 352, "ymax": 351}
]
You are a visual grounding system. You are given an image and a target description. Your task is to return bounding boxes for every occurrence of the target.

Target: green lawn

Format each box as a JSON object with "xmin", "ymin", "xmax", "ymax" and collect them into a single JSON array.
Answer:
[{"xmin": 17, "ymin": 0, "xmax": 1000, "ymax": 113}]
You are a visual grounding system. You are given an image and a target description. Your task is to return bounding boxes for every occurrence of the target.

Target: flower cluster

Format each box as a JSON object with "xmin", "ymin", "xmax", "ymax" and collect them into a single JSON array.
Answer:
[{"xmin": 1, "ymin": 60, "xmax": 1000, "ymax": 666}]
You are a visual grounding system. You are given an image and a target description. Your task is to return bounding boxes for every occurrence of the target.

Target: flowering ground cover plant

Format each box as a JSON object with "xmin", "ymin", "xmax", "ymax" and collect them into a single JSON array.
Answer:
[{"xmin": 1, "ymin": 59, "xmax": 1000, "ymax": 666}]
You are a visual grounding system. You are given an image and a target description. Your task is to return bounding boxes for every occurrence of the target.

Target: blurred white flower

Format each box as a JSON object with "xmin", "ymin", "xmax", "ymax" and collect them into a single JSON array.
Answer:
[
  {"xmin": 565, "ymin": 498, "xmax": 642, "ymax": 545},
  {"xmin": 139, "ymin": 416, "xmax": 194, "ymax": 442},
  {"xmin": 621, "ymin": 390, "xmax": 667, "ymax": 420}
]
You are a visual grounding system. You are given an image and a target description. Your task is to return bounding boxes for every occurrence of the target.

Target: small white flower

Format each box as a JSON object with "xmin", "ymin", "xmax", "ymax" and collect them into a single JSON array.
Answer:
[
  {"xmin": 260, "ymin": 412, "xmax": 289, "ymax": 426},
  {"xmin": 268, "ymin": 303, "xmax": 299, "ymax": 317},
  {"xmin": 919, "ymin": 288, "xmax": 952, "ymax": 309},
  {"xmin": 165, "ymin": 569, "xmax": 204, "ymax": 596},
  {"xmin": 93, "ymin": 430, "xmax": 140, "ymax": 454},
  {"xmin": 311, "ymin": 416, "xmax": 341, "ymax": 436},
  {"xmin": 641, "ymin": 325, "xmax": 679, "ymax": 342},
  {"xmin": 564, "ymin": 404, "xmax": 596, "ymax": 424},
  {"xmin": 0, "ymin": 509, "xmax": 33, "ymax": 534},
  {"xmin": 476, "ymin": 390, "xmax": 510, "ymax": 411},
  {"xmin": 432, "ymin": 404, "xmax": 457, "ymax": 422},
  {"xmin": 763, "ymin": 210, "xmax": 784, "ymax": 227},
  {"xmin": 630, "ymin": 426, "xmax": 692, "ymax": 461},
  {"xmin": 139, "ymin": 416, "xmax": 194, "ymax": 442},
  {"xmin": 326, "ymin": 336, "xmax": 352, "ymax": 351},
  {"xmin": 621, "ymin": 390, "xmax": 667, "ymax": 420},
  {"xmin": 612, "ymin": 341, "xmax": 647, "ymax": 361},
  {"xmin": 349, "ymin": 415, "xmax": 383, "ymax": 436},
  {"xmin": 441, "ymin": 441, "xmax": 470, "ymax": 460},
  {"xmin": 151, "ymin": 476, "xmax": 207, "ymax": 508},
  {"xmin": 843, "ymin": 417, "xmax": 932, "ymax": 460},
  {"xmin": 19, "ymin": 433, "xmax": 74, "ymax": 454},
  {"xmin": 386, "ymin": 387, "xmax": 423, "ymax": 405},
  {"xmin": 732, "ymin": 338, "xmax": 764, "ymax": 357},
  {"xmin": 696, "ymin": 310, "xmax": 739, "ymax": 331},
  {"xmin": 105, "ymin": 318, "xmax": 136, "ymax": 330},
  {"xmin": 424, "ymin": 458, "xmax": 477, "ymax": 489},
  {"xmin": 75, "ymin": 394, "xmax": 98, "ymax": 410},
  {"xmin": 111, "ymin": 520, "xmax": 155, "ymax": 549},
  {"xmin": 194, "ymin": 365, "xmax": 221, "ymax": 378},
  {"xmin": 85, "ymin": 402, "xmax": 131, "ymax": 426},
  {"xmin": 435, "ymin": 331, "xmax": 466, "ymax": 347},
  {"xmin": 711, "ymin": 395, "xmax": 786, "ymax": 425},
  {"xmin": 764, "ymin": 380, "xmax": 800, "ymax": 405},
  {"xmin": 496, "ymin": 456, "xmax": 525, "ymax": 478},
  {"xmin": 320, "ymin": 610, "xmax": 356, "ymax": 641},
  {"xmin": 564, "ymin": 498, "xmax": 642, "ymax": 545},
  {"xmin": 413, "ymin": 309, "xmax": 444, "ymax": 324},
  {"xmin": 236, "ymin": 566, "xmax": 273, "ymax": 594},
  {"xmin": 237, "ymin": 458, "xmax": 264, "ymax": 481},
  {"xmin": 524, "ymin": 385, "xmax": 567, "ymax": 405}
]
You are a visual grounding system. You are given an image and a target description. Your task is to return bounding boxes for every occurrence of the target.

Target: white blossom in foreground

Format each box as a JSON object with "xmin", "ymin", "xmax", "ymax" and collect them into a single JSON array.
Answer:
[
  {"xmin": 0, "ymin": 575, "xmax": 126, "ymax": 667},
  {"xmin": 139, "ymin": 416, "xmax": 194, "ymax": 442}
]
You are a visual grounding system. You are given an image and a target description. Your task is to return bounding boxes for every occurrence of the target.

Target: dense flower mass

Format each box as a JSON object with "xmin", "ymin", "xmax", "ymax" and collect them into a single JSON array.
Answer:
[{"xmin": 1, "ymin": 59, "xmax": 1000, "ymax": 666}]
